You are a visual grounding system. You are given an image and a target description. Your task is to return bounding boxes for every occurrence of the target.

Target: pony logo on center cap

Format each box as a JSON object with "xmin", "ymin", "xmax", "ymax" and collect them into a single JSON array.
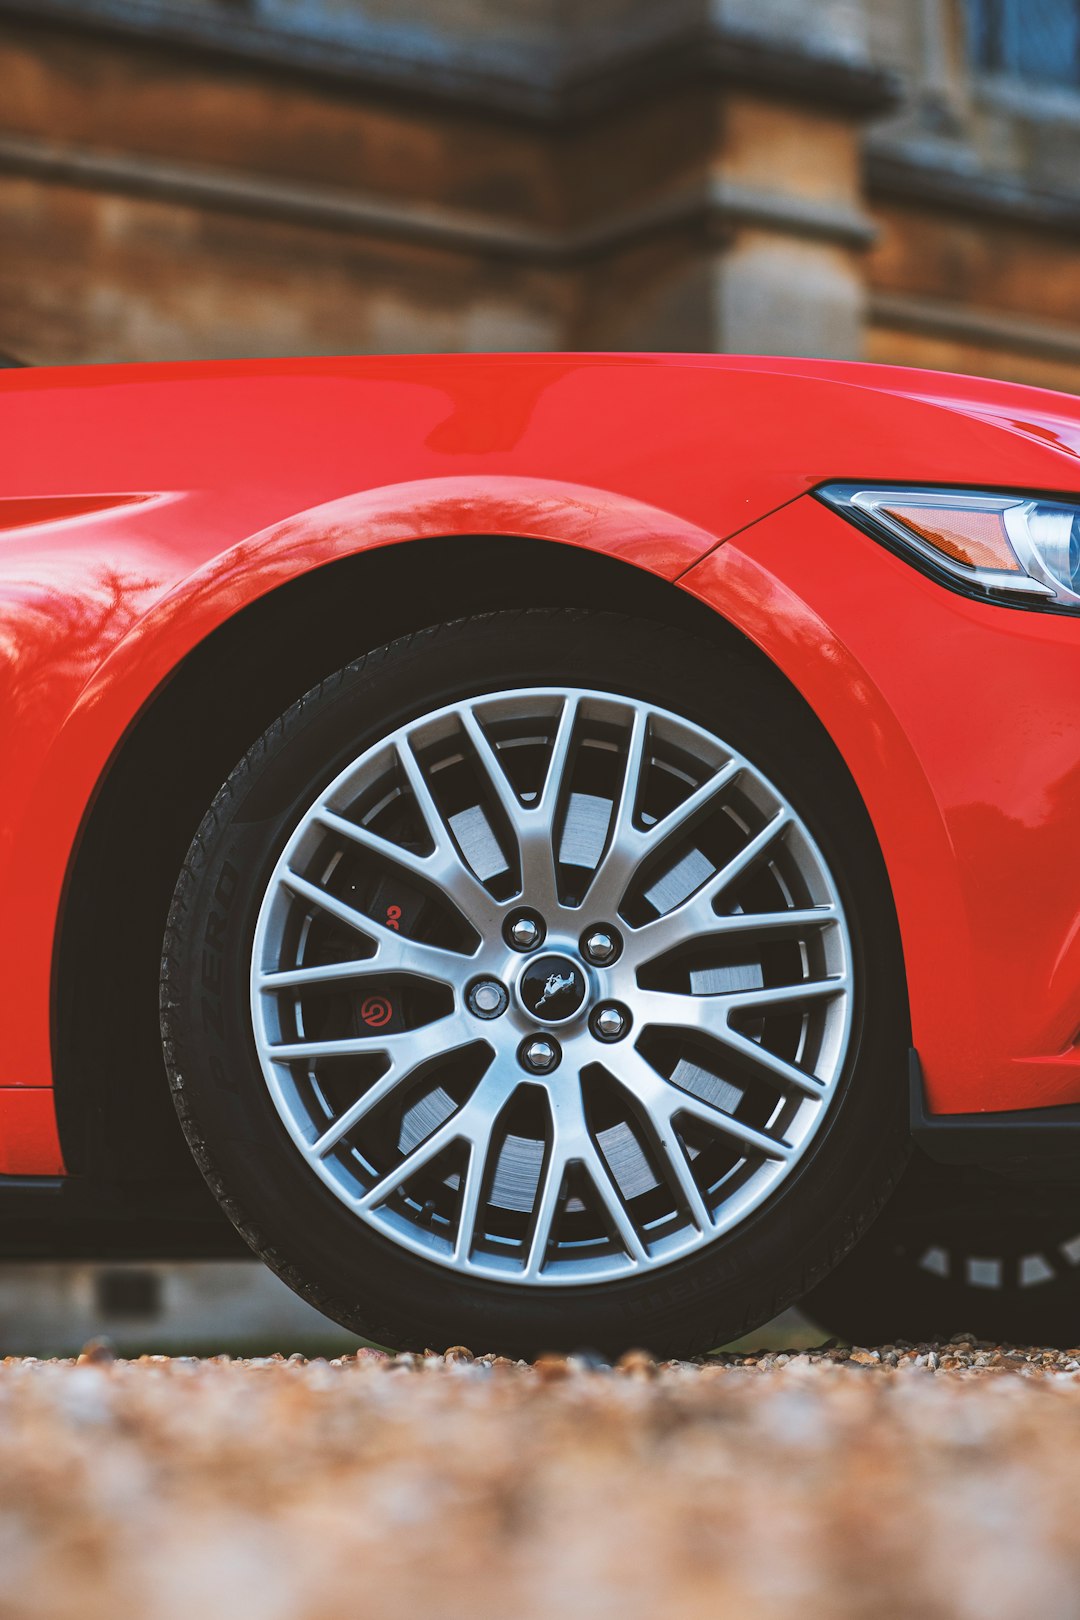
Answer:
[
  {"xmin": 519, "ymin": 955, "xmax": 587, "ymax": 1022},
  {"xmin": 535, "ymin": 972, "xmax": 578, "ymax": 1012}
]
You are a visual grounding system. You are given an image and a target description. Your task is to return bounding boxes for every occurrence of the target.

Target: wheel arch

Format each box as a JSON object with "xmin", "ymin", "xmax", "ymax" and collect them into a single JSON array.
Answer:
[
  {"xmin": 51, "ymin": 533, "xmax": 731, "ymax": 1182},
  {"xmin": 53, "ymin": 529, "xmax": 907, "ymax": 1186}
]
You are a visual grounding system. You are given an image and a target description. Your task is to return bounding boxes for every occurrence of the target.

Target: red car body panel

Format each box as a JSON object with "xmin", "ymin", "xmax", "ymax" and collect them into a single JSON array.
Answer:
[
  {"xmin": 3, "ymin": 352, "xmax": 1080, "ymax": 1175},
  {"xmin": 684, "ymin": 506, "xmax": 1080, "ymax": 1116}
]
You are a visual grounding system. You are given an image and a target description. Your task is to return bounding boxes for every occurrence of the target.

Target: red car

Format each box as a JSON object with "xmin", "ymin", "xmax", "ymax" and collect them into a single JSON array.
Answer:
[{"xmin": 5, "ymin": 352, "xmax": 1080, "ymax": 1357}]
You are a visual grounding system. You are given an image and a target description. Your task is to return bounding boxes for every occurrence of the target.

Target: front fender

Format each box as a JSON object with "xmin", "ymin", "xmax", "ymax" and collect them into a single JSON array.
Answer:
[{"xmin": 684, "ymin": 494, "xmax": 1080, "ymax": 1116}]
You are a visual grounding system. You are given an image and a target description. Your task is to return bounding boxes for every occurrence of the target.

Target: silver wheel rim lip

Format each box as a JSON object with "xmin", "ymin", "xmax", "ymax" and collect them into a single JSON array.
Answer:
[{"xmin": 250, "ymin": 685, "xmax": 855, "ymax": 1287}]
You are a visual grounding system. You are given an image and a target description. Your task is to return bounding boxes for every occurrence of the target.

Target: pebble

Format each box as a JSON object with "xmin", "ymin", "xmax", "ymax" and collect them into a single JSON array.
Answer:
[
  {"xmin": 76, "ymin": 1337, "xmax": 115, "ymax": 1365},
  {"xmin": 533, "ymin": 1353, "xmax": 572, "ymax": 1381},
  {"xmin": 615, "ymin": 1348, "xmax": 657, "ymax": 1378}
]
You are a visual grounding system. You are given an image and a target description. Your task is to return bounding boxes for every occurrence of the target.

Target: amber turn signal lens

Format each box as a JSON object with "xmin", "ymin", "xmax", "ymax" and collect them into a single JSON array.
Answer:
[
  {"xmin": 818, "ymin": 484, "xmax": 1072, "ymax": 605},
  {"xmin": 881, "ymin": 505, "xmax": 1021, "ymax": 574}
]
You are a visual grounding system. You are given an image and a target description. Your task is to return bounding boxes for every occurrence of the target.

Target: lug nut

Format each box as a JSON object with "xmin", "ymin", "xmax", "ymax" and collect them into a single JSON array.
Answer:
[
  {"xmin": 506, "ymin": 912, "xmax": 544, "ymax": 952},
  {"xmin": 592, "ymin": 1004, "xmax": 629, "ymax": 1042},
  {"xmin": 467, "ymin": 980, "xmax": 509, "ymax": 1020},
  {"xmin": 520, "ymin": 1036, "xmax": 560, "ymax": 1074},
  {"xmin": 582, "ymin": 927, "xmax": 620, "ymax": 965}
]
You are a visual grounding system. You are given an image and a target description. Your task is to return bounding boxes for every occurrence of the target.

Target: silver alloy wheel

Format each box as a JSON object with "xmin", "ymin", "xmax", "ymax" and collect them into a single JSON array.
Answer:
[{"xmin": 250, "ymin": 688, "xmax": 853, "ymax": 1286}]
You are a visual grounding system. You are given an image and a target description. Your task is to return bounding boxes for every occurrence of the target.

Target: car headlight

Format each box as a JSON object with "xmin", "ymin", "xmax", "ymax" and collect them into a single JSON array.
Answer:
[{"xmin": 817, "ymin": 484, "xmax": 1080, "ymax": 609}]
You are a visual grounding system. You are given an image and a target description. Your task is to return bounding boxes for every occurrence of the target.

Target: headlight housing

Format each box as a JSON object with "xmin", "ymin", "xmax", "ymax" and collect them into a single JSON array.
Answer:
[{"xmin": 817, "ymin": 484, "xmax": 1080, "ymax": 609}]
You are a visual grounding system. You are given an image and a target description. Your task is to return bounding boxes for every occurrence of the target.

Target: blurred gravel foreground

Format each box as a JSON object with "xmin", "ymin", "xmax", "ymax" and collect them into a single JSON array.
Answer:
[{"xmin": 4, "ymin": 1344, "xmax": 1080, "ymax": 1620}]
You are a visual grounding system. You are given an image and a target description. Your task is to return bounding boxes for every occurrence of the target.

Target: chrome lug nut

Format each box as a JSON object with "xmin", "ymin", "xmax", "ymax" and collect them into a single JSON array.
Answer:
[
  {"xmin": 582, "ymin": 927, "xmax": 620, "ymax": 965},
  {"xmin": 467, "ymin": 979, "xmax": 509, "ymax": 1020},
  {"xmin": 506, "ymin": 911, "xmax": 544, "ymax": 952},
  {"xmin": 520, "ymin": 1036, "xmax": 560, "ymax": 1073},
  {"xmin": 592, "ymin": 1004, "xmax": 629, "ymax": 1042}
]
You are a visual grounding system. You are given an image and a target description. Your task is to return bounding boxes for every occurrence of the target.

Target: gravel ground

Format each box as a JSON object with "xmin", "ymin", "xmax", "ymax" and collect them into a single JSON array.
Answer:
[{"xmin": 5, "ymin": 1340, "xmax": 1080, "ymax": 1620}]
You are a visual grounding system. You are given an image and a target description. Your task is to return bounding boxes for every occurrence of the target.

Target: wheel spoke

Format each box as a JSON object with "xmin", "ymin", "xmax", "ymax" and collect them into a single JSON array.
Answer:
[
  {"xmin": 394, "ymin": 737, "xmax": 452, "ymax": 857},
  {"xmin": 607, "ymin": 1053, "xmax": 715, "ymax": 1234},
  {"xmin": 634, "ymin": 987, "xmax": 714, "ymax": 1036},
  {"xmin": 721, "ymin": 976, "xmax": 849, "ymax": 1014},
  {"xmin": 313, "ymin": 804, "xmax": 501, "ymax": 933},
  {"xmin": 647, "ymin": 755, "xmax": 742, "ymax": 847},
  {"xmin": 258, "ymin": 959, "xmax": 381, "ymax": 991},
  {"xmin": 658, "ymin": 905, "xmax": 836, "ymax": 942},
  {"xmin": 631, "ymin": 809, "xmax": 792, "ymax": 958},
  {"xmin": 614, "ymin": 1048, "xmax": 792, "ymax": 1163},
  {"xmin": 586, "ymin": 752, "xmax": 741, "ymax": 918},
  {"xmin": 357, "ymin": 1117, "xmax": 461, "ymax": 1210},
  {"xmin": 358, "ymin": 1080, "xmax": 500, "ymax": 1212},
  {"xmin": 310, "ymin": 1058, "xmax": 419, "ymax": 1157},
  {"xmin": 636, "ymin": 975, "xmax": 846, "ymax": 1035},
  {"xmin": 642, "ymin": 1110, "xmax": 714, "ymax": 1234},
  {"xmin": 667, "ymin": 1086, "xmax": 793, "ymax": 1160},
  {"xmin": 394, "ymin": 738, "xmax": 511, "ymax": 930},
  {"xmin": 549, "ymin": 1089, "xmax": 648, "ymax": 1265},
  {"xmin": 629, "ymin": 904, "xmax": 837, "ymax": 976},
  {"xmin": 266, "ymin": 1011, "xmax": 471, "ymax": 1066},
  {"xmin": 523, "ymin": 1089, "xmax": 649, "ymax": 1276},
  {"xmin": 711, "ymin": 1024, "xmax": 828, "ymax": 1100},
  {"xmin": 523, "ymin": 1142, "xmax": 568, "ymax": 1280},
  {"xmin": 605, "ymin": 704, "xmax": 650, "ymax": 850},
  {"xmin": 580, "ymin": 1143, "xmax": 649, "ymax": 1264},
  {"xmin": 578, "ymin": 706, "xmax": 649, "ymax": 915},
  {"xmin": 453, "ymin": 1137, "xmax": 489, "ymax": 1265},
  {"xmin": 313, "ymin": 805, "xmax": 434, "ymax": 882},
  {"xmin": 536, "ymin": 694, "xmax": 580, "ymax": 819},
  {"xmin": 279, "ymin": 870, "xmax": 476, "ymax": 981},
  {"xmin": 658, "ymin": 1132, "xmax": 714, "ymax": 1233},
  {"xmin": 633, "ymin": 983, "xmax": 833, "ymax": 1102},
  {"xmin": 460, "ymin": 698, "xmax": 578, "ymax": 912},
  {"xmin": 458, "ymin": 703, "xmax": 534, "ymax": 840}
]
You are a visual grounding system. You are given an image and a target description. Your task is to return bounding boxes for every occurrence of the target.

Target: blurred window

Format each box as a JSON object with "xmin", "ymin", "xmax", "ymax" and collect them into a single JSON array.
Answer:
[
  {"xmin": 95, "ymin": 1268, "xmax": 162, "ymax": 1321},
  {"xmin": 969, "ymin": 0, "xmax": 1080, "ymax": 85}
]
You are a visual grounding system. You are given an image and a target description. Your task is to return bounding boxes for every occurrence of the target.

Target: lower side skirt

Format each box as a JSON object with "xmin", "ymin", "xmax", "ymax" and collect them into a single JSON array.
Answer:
[{"xmin": 911, "ymin": 1051, "xmax": 1080, "ymax": 1179}]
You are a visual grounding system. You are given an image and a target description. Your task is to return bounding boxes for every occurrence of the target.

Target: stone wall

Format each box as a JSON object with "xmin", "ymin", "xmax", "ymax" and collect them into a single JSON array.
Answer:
[{"xmin": 0, "ymin": 0, "xmax": 1077, "ymax": 385}]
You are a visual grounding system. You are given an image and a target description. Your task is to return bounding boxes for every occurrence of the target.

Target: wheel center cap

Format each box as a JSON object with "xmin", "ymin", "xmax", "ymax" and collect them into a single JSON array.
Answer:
[{"xmin": 518, "ymin": 953, "xmax": 587, "ymax": 1024}]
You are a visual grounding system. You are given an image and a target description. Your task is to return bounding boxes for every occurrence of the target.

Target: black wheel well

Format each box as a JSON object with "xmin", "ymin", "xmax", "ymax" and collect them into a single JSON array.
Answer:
[{"xmin": 54, "ymin": 533, "xmax": 750, "ymax": 1183}]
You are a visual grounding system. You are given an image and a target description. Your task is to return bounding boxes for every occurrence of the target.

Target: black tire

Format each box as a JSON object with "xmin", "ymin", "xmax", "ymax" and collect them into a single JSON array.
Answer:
[
  {"xmin": 802, "ymin": 1158, "xmax": 1080, "ymax": 1347},
  {"xmin": 160, "ymin": 609, "xmax": 909, "ymax": 1358}
]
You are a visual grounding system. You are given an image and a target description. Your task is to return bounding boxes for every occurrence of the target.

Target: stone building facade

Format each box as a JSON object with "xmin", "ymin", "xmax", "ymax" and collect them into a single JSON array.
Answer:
[{"xmin": 0, "ymin": 1, "xmax": 1077, "ymax": 382}]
